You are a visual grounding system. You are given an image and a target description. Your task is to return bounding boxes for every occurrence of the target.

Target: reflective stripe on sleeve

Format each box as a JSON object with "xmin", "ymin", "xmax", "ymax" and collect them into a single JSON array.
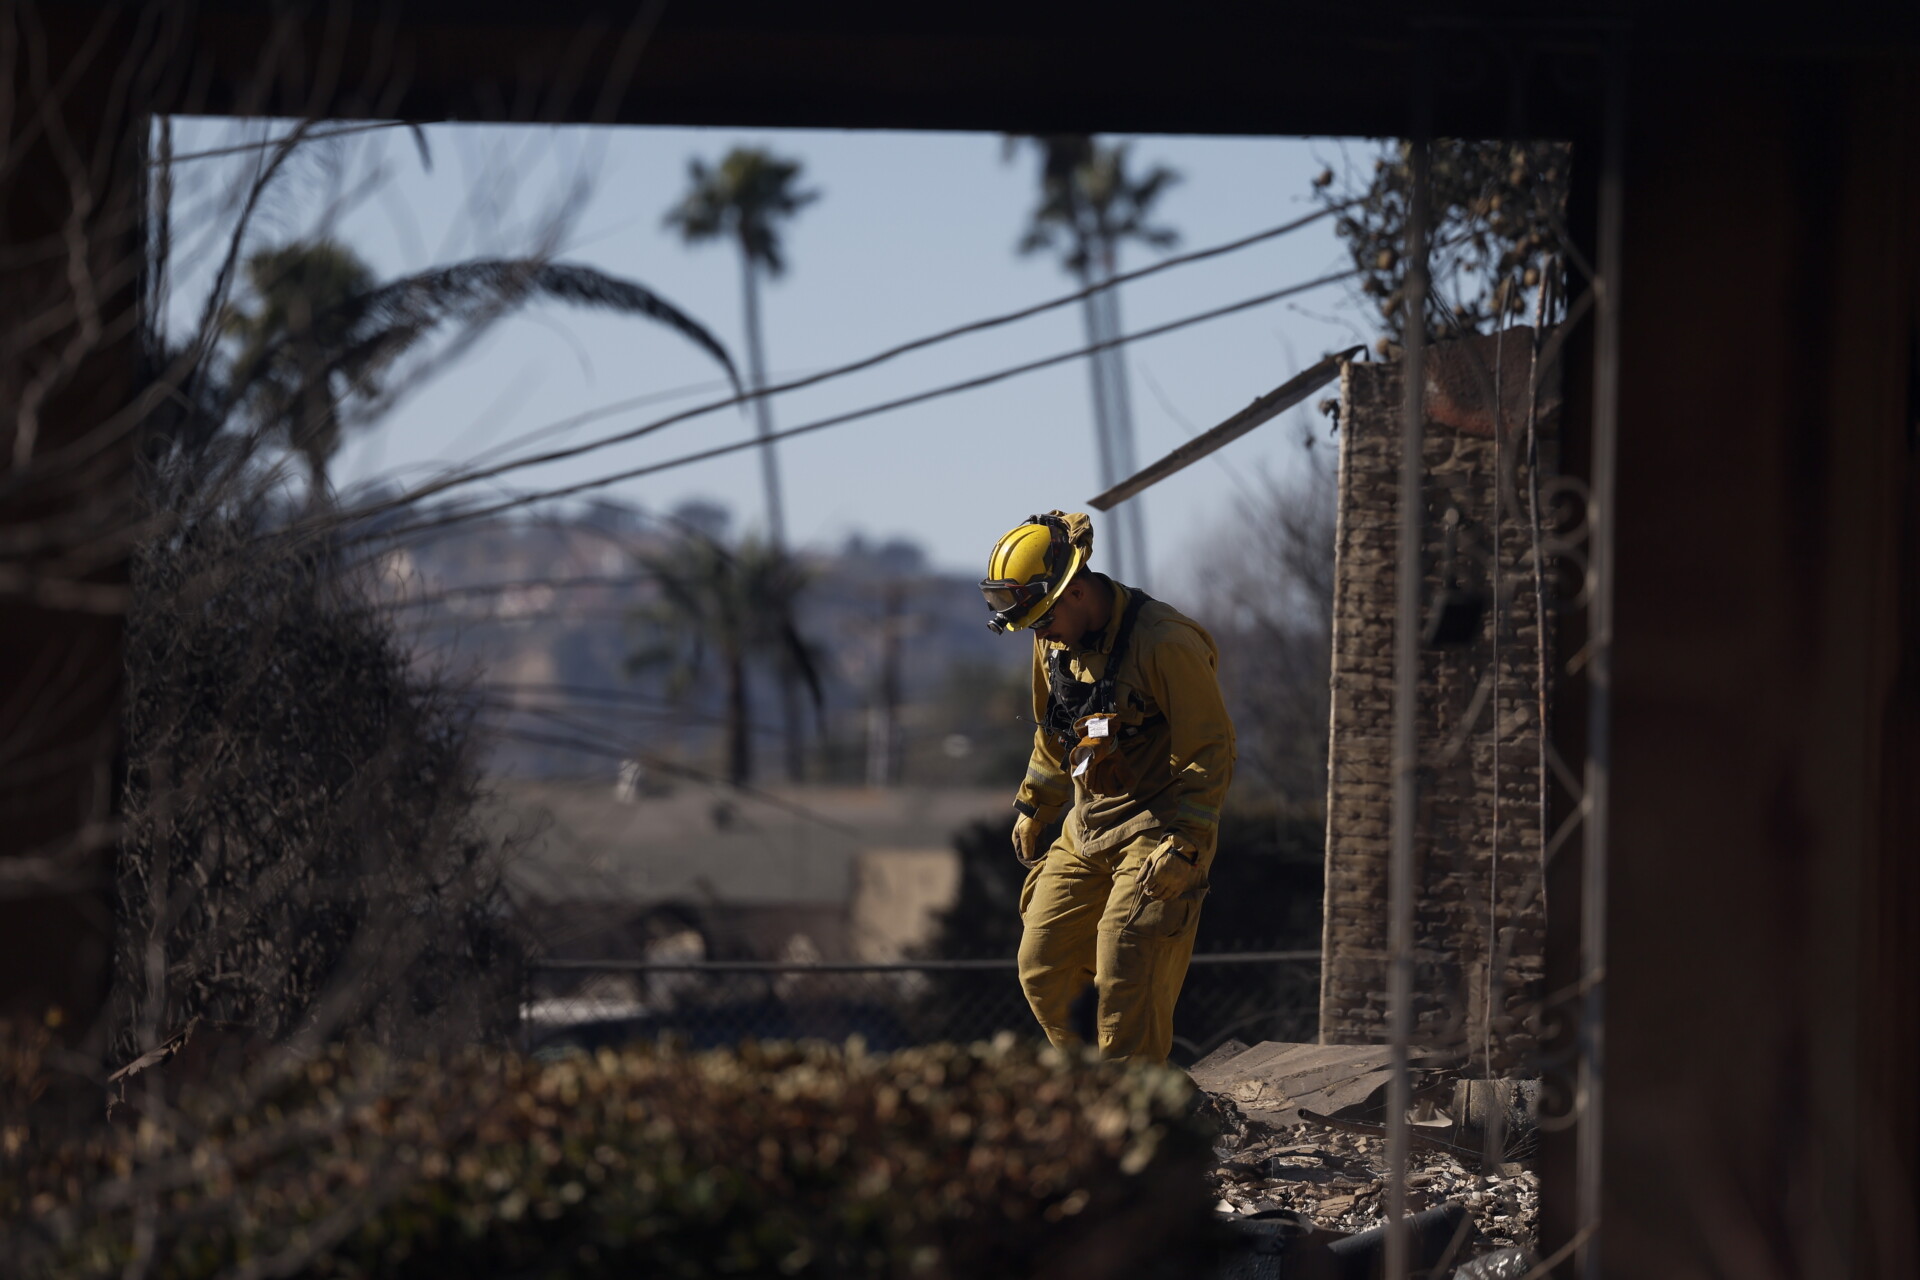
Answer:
[{"xmin": 1175, "ymin": 798, "xmax": 1220, "ymax": 828}]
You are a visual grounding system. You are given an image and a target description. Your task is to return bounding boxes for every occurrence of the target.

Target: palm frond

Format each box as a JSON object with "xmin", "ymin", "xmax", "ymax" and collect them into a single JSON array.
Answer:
[
  {"xmin": 1009, "ymin": 135, "xmax": 1182, "ymax": 275},
  {"xmin": 665, "ymin": 148, "xmax": 816, "ymax": 277},
  {"xmin": 345, "ymin": 259, "xmax": 741, "ymax": 394},
  {"xmin": 229, "ymin": 254, "xmax": 740, "ymax": 430}
]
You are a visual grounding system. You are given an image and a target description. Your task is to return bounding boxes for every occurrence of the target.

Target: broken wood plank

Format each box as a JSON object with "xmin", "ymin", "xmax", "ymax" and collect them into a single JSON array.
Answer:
[{"xmin": 1088, "ymin": 346, "xmax": 1363, "ymax": 510}]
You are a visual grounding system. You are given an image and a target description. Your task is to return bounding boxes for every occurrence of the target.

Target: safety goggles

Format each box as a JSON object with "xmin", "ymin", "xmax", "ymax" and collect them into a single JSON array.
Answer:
[{"xmin": 981, "ymin": 576, "xmax": 1055, "ymax": 632}]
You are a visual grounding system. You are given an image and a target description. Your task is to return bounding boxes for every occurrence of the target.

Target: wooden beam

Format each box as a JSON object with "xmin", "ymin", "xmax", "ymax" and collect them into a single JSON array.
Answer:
[{"xmin": 1088, "ymin": 347, "xmax": 1361, "ymax": 511}]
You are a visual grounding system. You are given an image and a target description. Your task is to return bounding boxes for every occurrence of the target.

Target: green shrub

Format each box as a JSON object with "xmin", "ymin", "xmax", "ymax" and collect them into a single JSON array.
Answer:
[{"xmin": 9, "ymin": 1035, "xmax": 1219, "ymax": 1279}]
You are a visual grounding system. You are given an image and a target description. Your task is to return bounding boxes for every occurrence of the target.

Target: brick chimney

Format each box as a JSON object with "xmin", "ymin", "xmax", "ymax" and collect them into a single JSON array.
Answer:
[{"xmin": 1319, "ymin": 328, "xmax": 1561, "ymax": 1073}]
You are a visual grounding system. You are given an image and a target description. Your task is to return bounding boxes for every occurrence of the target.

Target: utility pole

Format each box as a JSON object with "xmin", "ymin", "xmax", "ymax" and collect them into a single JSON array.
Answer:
[
  {"xmin": 665, "ymin": 148, "xmax": 817, "ymax": 783},
  {"xmin": 1076, "ymin": 267, "xmax": 1127, "ymax": 581},
  {"xmin": 865, "ymin": 582, "xmax": 906, "ymax": 787},
  {"xmin": 1011, "ymin": 135, "xmax": 1176, "ymax": 587},
  {"xmin": 739, "ymin": 251, "xmax": 788, "ymax": 550},
  {"xmin": 1094, "ymin": 248, "xmax": 1149, "ymax": 588},
  {"xmin": 746, "ymin": 245, "xmax": 806, "ymax": 783}
]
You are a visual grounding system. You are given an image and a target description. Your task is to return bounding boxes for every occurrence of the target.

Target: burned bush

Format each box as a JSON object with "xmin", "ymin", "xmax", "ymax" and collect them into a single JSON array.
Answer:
[{"xmin": 113, "ymin": 479, "xmax": 526, "ymax": 1059}]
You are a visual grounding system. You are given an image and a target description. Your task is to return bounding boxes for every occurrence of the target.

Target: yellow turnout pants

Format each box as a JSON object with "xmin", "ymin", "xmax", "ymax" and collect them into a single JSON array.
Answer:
[{"xmin": 1016, "ymin": 824, "xmax": 1208, "ymax": 1066}]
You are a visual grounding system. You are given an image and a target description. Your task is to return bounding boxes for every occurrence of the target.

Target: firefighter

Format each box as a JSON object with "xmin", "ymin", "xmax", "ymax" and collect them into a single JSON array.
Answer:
[{"xmin": 980, "ymin": 510, "xmax": 1235, "ymax": 1065}]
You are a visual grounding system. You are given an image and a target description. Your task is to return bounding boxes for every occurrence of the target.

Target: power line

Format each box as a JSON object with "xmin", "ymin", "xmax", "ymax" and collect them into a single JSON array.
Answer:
[
  {"xmin": 472, "ymin": 688, "xmax": 676, "ymax": 716},
  {"xmin": 475, "ymin": 698, "xmax": 683, "ymax": 731},
  {"xmin": 382, "ymin": 573, "xmax": 658, "ymax": 610},
  {"xmin": 488, "ymin": 726, "xmax": 855, "ymax": 834},
  {"xmin": 458, "ymin": 375, "xmax": 746, "ymax": 475},
  {"xmin": 479, "ymin": 693, "xmax": 783, "ymax": 741},
  {"xmin": 469, "ymin": 683, "xmax": 784, "ymax": 737},
  {"xmin": 158, "ymin": 120, "xmax": 419, "ymax": 165},
  {"xmin": 365, "ymin": 265, "xmax": 1364, "ymax": 544},
  {"xmin": 476, "ymin": 680, "xmax": 699, "ymax": 707},
  {"xmin": 399, "ymin": 609, "xmax": 639, "ymax": 628},
  {"xmin": 316, "ymin": 202, "xmax": 1357, "ymax": 533}
]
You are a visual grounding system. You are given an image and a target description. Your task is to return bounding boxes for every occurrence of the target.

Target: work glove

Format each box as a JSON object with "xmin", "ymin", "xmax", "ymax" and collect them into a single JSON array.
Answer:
[
  {"xmin": 1138, "ymin": 833, "xmax": 1203, "ymax": 902},
  {"xmin": 1012, "ymin": 814, "xmax": 1046, "ymax": 868}
]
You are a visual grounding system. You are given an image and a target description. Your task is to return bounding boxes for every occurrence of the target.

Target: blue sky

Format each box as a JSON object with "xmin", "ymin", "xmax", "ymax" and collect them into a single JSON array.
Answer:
[{"xmin": 163, "ymin": 121, "xmax": 1377, "ymax": 579}]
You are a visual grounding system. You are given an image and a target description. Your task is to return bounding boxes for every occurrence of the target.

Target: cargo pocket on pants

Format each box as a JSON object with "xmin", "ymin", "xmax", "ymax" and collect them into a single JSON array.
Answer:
[
  {"xmin": 1018, "ymin": 858, "xmax": 1046, "ymax": 922},
  {"xmin": 1122, "ymin": 883, "xmax": 1208, "ymax": 940}
]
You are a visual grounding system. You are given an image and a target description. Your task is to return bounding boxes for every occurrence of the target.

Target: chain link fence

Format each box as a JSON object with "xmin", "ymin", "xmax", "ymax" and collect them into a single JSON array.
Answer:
[{"xmin": 524, "ymin": 953, "xmax": 1319, "ymax": 1066}]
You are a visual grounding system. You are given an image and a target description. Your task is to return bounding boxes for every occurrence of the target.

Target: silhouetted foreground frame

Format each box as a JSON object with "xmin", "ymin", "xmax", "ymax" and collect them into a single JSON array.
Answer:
[{"xmin": 4, "ymin": 4, "xmax": 1916, "ymax": 1275}]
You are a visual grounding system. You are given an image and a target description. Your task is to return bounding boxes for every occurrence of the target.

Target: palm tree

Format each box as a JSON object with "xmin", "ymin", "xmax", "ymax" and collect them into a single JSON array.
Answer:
[
  {"xmin": 222, "ymin": 238, "xmax": 740, "ymax": 495},
  {"xmin": 664, "ymin": 147, "xmax": 819, "ymax": 781},
  {"xmin": 1010, "ymin": 137, "xmax": 1178, "ymax": 586},
  {"xmin": 223, "ymin": 241, "xmax": 378, "ymax": 488},
  {"xmin": 627, "ymin": 530, "xmax": 822, "ymax": 787},
  {"xmin": 662, "ymin": 147, "xmax": 818, "ymax": 551}
]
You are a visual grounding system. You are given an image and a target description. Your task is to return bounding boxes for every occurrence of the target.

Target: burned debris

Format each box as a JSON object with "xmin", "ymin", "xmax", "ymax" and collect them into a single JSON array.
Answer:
[{"xmin": 1195, "ymin": 1039, "xmax": 1541, "ymax": 1275}]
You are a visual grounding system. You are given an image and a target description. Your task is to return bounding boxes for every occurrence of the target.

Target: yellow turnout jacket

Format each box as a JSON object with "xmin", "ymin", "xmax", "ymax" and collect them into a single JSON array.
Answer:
[{"xmin": 1014, "ymin": 576, "xmax": 1235, "ymax": 857}]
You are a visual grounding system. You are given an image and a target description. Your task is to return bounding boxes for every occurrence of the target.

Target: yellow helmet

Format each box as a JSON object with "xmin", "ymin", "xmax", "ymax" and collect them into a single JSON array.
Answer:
[{"xmin": 980, "ymin": 512, "xmax": 1091, "ymax": 633}]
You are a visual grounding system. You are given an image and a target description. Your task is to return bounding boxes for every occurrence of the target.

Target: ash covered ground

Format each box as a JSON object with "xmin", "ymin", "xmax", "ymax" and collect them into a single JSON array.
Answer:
[{"xmin": 1200, "ymin": 1092, "xmax": 1539, "ymax": 1255}]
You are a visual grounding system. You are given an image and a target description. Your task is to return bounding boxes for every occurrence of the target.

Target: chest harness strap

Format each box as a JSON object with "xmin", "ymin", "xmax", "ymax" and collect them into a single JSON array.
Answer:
[{"xmin": 1042, "ymin": 588, "xmax": 1160, "ymax": 749}]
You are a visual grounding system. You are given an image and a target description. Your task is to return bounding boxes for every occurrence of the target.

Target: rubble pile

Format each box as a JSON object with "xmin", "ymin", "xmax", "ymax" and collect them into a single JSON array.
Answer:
[
  {"xmin": 1188, "ymin": 1041, "xmax": 1542, "ymax": 1264},
  {"xmin": 1203, "ymin": 1105, "xmax": 1539, "ymax": 1251}
]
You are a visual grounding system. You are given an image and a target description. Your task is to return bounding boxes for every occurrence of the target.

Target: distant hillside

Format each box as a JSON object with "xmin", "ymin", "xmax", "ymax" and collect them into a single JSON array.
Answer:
[{"xmin": 371, "ymin": 499, "xmax": 1032, "ymax": 787}]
